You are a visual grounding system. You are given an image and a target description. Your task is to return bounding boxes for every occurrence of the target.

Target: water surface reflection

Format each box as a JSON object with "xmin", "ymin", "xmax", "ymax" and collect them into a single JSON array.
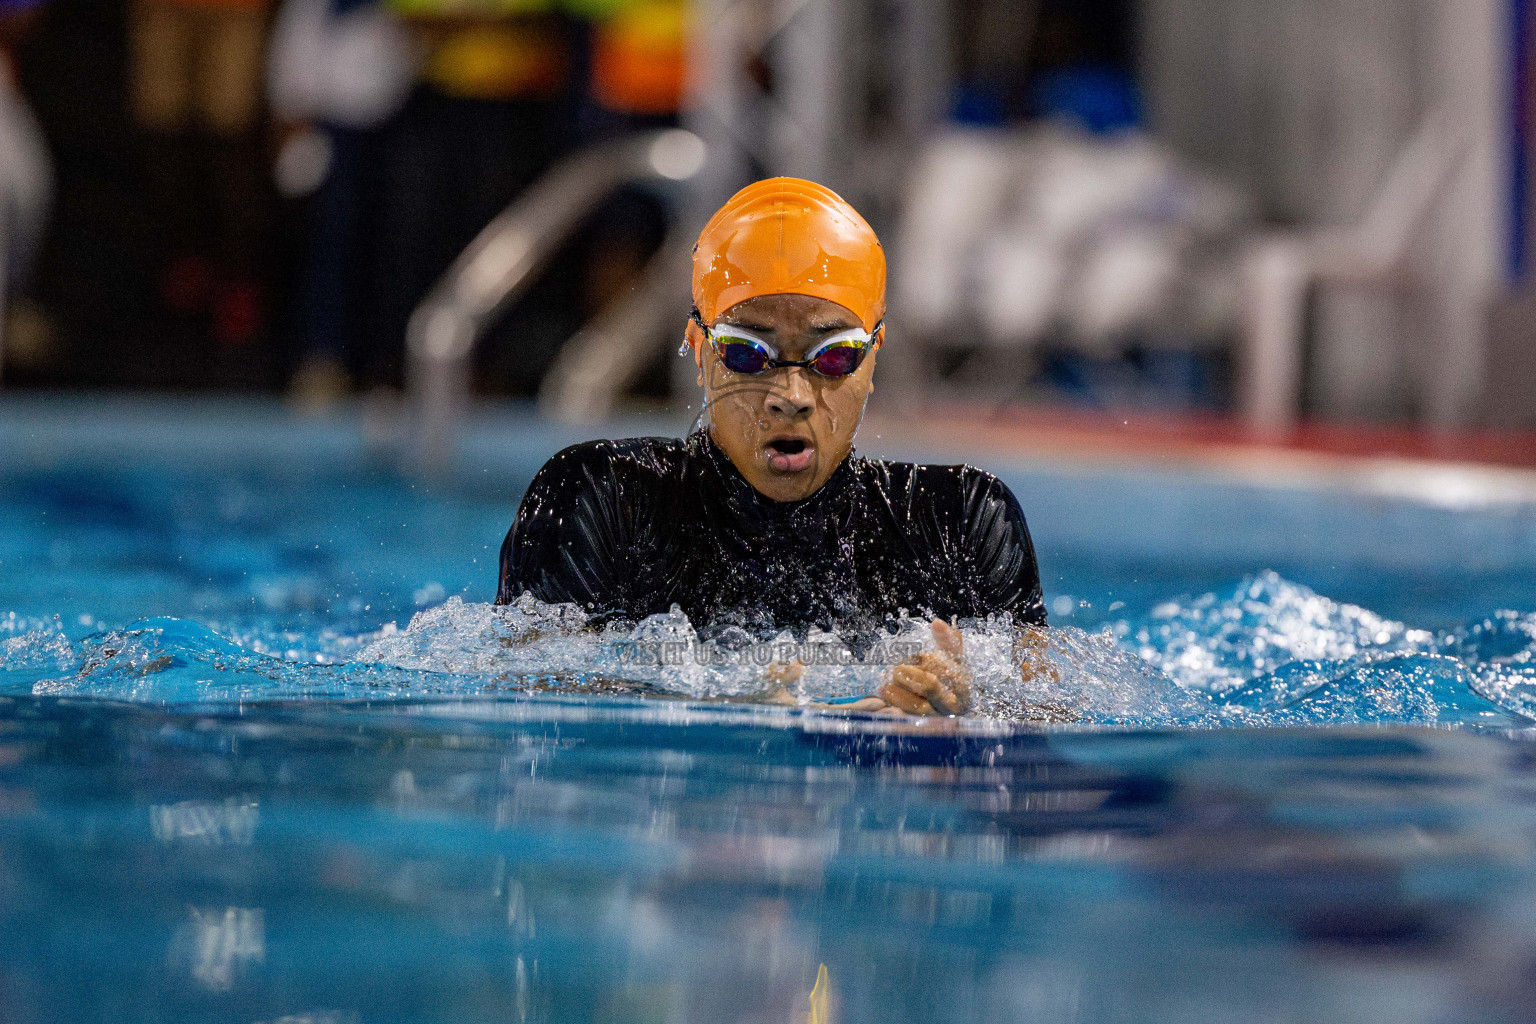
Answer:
[{"xmin": 3, "ymin": 695, "xmax": 1536, "ymax": 1021}]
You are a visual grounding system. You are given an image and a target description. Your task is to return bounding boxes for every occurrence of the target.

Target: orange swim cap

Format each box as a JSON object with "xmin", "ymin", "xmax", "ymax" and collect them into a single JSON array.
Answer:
[{"xmin": 687, "ymin": 178, "xmax": 886, "ymax": 363}]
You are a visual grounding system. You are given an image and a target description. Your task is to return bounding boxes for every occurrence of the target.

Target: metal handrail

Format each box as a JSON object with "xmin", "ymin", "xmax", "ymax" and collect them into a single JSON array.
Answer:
[
  {"xmin": 536, "ymin": 226, "xmax": 694, "ymax": 424},
  {"xmin": 404, "ymin": 129, "xmax": 707, "ymax": 470}
]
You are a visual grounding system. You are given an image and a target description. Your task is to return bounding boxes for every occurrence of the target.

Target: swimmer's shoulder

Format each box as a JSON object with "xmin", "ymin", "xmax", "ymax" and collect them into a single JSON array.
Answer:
[
  {"xmin": 852, "ymin": 455, "xmax": 1042, "ymax": 620},
  {"xmin": 851, "ymin": 454, "xmax": 1018, "ymax": 519}
]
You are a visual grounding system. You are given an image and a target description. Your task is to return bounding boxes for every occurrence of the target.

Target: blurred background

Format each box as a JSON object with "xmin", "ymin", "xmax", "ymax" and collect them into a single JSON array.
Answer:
[{"xmin": 0, "ymin": 0, "xmax": 1530, "ymax": 446}]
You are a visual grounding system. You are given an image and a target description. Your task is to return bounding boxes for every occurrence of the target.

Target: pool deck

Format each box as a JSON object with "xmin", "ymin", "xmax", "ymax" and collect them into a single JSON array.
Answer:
[
  {"xmin": 4, "ymin": 391, "xmax": 1536, "ymax": 507},
  {"xmin": 860, "ymin": 404, "xmax": 1536, "ymax": 508},
  {"xmin": 916, "ymin": 404, "xmax": 1536, "ymax": 468}
]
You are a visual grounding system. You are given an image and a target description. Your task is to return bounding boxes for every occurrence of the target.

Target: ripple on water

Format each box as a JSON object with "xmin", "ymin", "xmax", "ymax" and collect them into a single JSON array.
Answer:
[{"xmin": 2, "ymin": 574, "xmax": 1533, "ymax": 729}]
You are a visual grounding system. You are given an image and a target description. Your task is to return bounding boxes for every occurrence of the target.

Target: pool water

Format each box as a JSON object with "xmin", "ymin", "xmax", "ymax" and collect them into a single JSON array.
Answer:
[{"xmin": 4, "ymin": 397, "xmax": 1536, "ymax": 1023}]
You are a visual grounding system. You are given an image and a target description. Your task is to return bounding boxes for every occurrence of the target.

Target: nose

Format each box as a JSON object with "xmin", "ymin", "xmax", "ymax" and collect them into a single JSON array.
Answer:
[{"xmin": 764, "ymin": 368, "xmax": 815, "ymax": 421}]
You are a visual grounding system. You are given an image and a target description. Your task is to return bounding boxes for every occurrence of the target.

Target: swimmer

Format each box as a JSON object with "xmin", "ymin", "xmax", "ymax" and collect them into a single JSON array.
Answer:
[{"xmin": 499, "ymin": 178, "xmax": 1048, "ymax": 716}]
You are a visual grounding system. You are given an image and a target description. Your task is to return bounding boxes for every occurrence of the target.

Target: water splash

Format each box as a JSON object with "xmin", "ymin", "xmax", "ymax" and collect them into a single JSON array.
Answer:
[
  {"xmin": 0, "ymin": 612, "xmax": 76, "ymax": 688},
  {"xmin": 3, "ymin": 575, "xmax": 1533, "ymax": 728},
  {"xmin": 1118, "ymin": 572, "xmax": 1530, "ymax": 727},
  {"xmin": 1439, "ymin": 610, "xmax": 1536, "ymax": 719},
  {"xmin": 1125, "ymin": 571, "xmax": 1432, "ymax": 695}
]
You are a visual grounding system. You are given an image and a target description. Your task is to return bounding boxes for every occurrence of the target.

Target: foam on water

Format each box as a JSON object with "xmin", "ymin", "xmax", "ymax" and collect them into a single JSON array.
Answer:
[{"xmin": 3, "ymin": 572, "xmax": 1532, "ymax": 728}]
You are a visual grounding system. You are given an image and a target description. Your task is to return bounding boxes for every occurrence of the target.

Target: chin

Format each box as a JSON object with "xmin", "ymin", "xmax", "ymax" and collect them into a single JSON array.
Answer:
[{"xmin": 753, "ymin": 466, "xmax": 819, "ymax": 501}]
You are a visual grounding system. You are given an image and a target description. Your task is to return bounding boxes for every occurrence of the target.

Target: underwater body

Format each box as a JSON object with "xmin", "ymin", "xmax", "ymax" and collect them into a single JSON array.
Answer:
[{"xmin": 6, "ymin": 398, "xmax": 1536, "ymax": 1022}]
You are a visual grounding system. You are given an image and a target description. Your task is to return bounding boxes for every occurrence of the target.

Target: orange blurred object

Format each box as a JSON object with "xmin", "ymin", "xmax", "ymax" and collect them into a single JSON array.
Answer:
[
  {"xmin": 422, "ymin": 24, "xmax": 567, "ymax": 100},
  {"xmin": 590, "ymin": 0, "xmax": 686, "ymax": 115},
  {"xmin": 688, "ymin": 178, "xmax": 887, "ymax": 362},
  {"xmin": 130, "ymin": 0, "xmax": 268, "ymax": 133}
]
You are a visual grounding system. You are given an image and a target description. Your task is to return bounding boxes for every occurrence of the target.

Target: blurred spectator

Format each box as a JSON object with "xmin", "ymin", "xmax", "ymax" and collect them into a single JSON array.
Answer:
[
  {"xmin": 130, "ymin": 0, "xmax": 267, "ymax": 135},
  {"xmin": 950, "ymin": 0, "xmax": 1134, "ymax": 126},
  {"xmin": 569, "ymin": 0, "xmax": 683, "ymax": 400},
  {"xmin": 336, "ymin": 5, "xmax": 574, "ymax": 393},
  {"xmin": 128, "ymin": 0, "xmax": 272, "ymax": 355},
  {"xmin": 267, "ymin": 0, "xmax": 686, "ymax": 403},
  {"xmin": 304, "ymin": 0, "xmax": 683, "ymax": 398},
  {"xmin": 895, "ymin": 0, "xmax": 1247, "ymax": 412},
  {"xmin": 266, "ymin": 0, "xmax": 414, "ymax": 405},
  {"xmin": 0, "ymin": 0, "xmax": 51, "ymax": 382},
  {"xmin": 1030, "ymin": 65, "xmax": 1140, "ymax": 136},
  {"xmin": 0, "ymin": 0, "xmax": 51, "ymax": 380}
]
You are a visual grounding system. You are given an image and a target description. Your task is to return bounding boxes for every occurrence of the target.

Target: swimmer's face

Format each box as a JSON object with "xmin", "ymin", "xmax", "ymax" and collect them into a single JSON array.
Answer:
[{"xmin": 700, "ymin": 293, "xmax": 877, "ymax": 502}]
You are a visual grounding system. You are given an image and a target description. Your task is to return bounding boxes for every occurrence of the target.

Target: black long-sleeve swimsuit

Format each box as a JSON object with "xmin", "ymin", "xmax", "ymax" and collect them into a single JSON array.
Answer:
[{"xmin": 497, "ymin": 431, "xmax": 1046, "ymax": 639}]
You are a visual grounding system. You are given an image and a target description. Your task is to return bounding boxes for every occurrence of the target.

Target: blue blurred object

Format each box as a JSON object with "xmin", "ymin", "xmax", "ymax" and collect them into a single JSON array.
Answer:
[
  {"xmin": 1043, "ymin": 349, "xmax": 1229, "ymax": 412},
  {"xmin": 950, "ymin": 81, "xmax": 1008, "ymax": 127},
  {"xmin": 1033, "ymin": 65, "xmax": 1143, "ymax": 134}
]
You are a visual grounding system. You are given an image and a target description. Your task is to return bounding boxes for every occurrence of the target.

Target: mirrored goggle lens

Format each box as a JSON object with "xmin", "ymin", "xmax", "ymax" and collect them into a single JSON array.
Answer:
[
  {"xmin": 715, "ymin": 341, "xmax": 771, "ymax": 374},
  {"xmin": 809, "ymin": 342, "xmax": 865, "ymax": 377}
]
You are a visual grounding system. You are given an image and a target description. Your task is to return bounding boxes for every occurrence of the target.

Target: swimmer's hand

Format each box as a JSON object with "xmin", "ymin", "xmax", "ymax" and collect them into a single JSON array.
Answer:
[
  {"xmin": 759, "ymin": 660, "xmax": 804, "ymax": 705},
  {"xmin": 758, "ymin": 623, "xmax": 971, "ymax": 716},
  {"xmin": 877, "ymin": 619, "xmax": 973, "ymax": 716},
  {"xmin": 1015, "ymin": 625, "xmax": 1059, "ymax": 685}
]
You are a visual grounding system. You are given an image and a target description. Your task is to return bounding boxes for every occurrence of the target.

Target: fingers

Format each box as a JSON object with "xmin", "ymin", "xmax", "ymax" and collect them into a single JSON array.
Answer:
[
  {"xmin": 876, "ymin": 622, "xmax": 977, "ymax": 717},
  {"xmin": 764, "ymin": 659, "xmax": 804, "ymax": 686},
  {"xmin": 912, "ymin": 651, "xmax": 972, "ymax": 714},
  {"xmin": 926, "ymin": 621, "xmax": 972, "ymax": 713},
  {"xmin": 889, "ymin": 664, "xmax": 962, "ymax": 715},
  {"xmin": 755, "ymin": 660, "xmax": 805, "ymax": 705},
  {"xmin": 878, "ymin": 679, "xmax": 936, "ymax": 715},
  {"xmin": 932, "ymin": 618, "xmax": 964, "ymax": 659},
  {"xmin": 893, "ymin": 664, "xmax": 953, "ymax": 709},
  {"xmin": 800, "ymin": 621, "xmax": 977, "ymax": 719},
  {"xmin": 912, "ymin": 651, "xmax": 964, "ymax": 680},
  {"xmin": 1014, "ymin": 627, "xmax": 1060, "ymax": 685}
]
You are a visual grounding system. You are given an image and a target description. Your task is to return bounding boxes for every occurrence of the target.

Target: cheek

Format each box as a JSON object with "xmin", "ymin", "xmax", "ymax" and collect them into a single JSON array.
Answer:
[
  {"xmin": 703, "ymin": 382, "xmax": 764, "ymax": 453},
  {"xmin": 818, "ymin": 374, "xmax": 872, "ymax": 421},
  {"xmin": 809, "ymin": 377, "xmax": 872, "ymax": 454},
  {"xmin": 711, "ymin": 385, "xmax": 755, "ymax": 422}
]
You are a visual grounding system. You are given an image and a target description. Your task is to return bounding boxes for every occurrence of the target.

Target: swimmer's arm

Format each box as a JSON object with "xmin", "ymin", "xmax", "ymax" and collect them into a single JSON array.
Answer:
[
  {"xmin": 750, "ymin": 661, "xmax": 896, "ymax": 714},
  {"xmin": 813, "ymin": 697, "xmax": 894, "ymax": 713}
]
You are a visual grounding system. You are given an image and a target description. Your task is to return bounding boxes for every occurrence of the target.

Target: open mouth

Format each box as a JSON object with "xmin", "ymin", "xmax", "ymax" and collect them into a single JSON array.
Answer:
[{"xmin": 764, "ymin": 437, "xmax": 815, "ymax": 474}]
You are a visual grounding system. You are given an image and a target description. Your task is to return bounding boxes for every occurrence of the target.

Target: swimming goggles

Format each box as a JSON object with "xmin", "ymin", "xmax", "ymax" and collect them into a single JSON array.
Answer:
[{"xmin": 689, "ymin": 308, "xmax": 882, "ymax": 378}]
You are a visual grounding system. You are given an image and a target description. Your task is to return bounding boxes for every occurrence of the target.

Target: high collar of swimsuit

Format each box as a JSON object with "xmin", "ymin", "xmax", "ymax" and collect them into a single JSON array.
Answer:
[{"xmin": 691, "ymin": 430, "xmax": 857, "ymax": 530}]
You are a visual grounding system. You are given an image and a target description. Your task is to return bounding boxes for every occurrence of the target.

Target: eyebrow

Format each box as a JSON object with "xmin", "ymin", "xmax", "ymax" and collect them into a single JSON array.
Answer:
[
  {"xmin": 721, "ymin": 319, "xmax": 857, "ymax": 331},
  {"xmin": 720, "ymin": 319, "xmax": 778, "ymax": 333},
  {"xmin": 715, "ymin": 317, "xmax": 860, "ymax": 336}
]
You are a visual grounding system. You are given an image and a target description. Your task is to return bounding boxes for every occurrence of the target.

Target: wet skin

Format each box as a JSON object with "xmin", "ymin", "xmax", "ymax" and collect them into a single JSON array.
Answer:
[
  {"xmin": 696, "ymin": 294, "xmax": 980, "ymax": 715},
  {"xmin": 699, "ymin": 293, "xmax": 878, "ymax": 504}
]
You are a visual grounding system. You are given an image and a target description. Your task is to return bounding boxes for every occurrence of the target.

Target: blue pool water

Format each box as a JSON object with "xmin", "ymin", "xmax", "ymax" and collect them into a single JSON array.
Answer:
[{"xmin": 5, "ymin": 397, "xmax": 1536, "ymax": 1022}]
